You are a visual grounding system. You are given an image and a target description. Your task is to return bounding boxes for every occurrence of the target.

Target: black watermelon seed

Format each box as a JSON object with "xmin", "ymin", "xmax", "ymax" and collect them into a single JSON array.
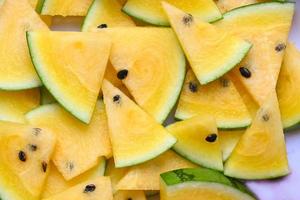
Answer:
[
  {"xmin": 18, "ymin": 151, "xmax": 27, "ymax": 162},
  {"xmin": 127, "ymin": 198, "xmax": 132, "ymax": 200},
  {"xmin": 275, "ymin": 43, "xmax": 286, "ymax": 52},
  {"xmin": 239, "ymin": 67, "xmax": 251, "ymax": 78},
  {"xmin": 84, "ymin": 184, "xmax": 96, "ymax": 193},
  {"xmin": 262, "ymin": 114, "xmax": 270, "ymax": 122},
  {"xmin": 188, "ymin": 81, "xmax": 198, "ymax": 93},
  {"xmin": 220, "ymin": 78, "xmax": 229, "ymax": 87},
  {"xmin": 182, "ymin": 14, "xmax": 193, "ymax": 26},
  {"xmin": 41, "ymin": 161, "xmax": 48, "ymax": 173},
  {"xmin": 66, "ymin": 161, "xmax": 74, "ymax": 171},
  {"xmin": 28, "ymin": 144, "xmax": 37, "ymax": 151},
  {"xmin": 33, "ymin": 128, "xmax": 42, "ymax": 136},
  {"xmin": 117, "ymin": 69, "xmax": 128, "ymax": 80},
  {"xmin": 97, "ymin": 24, "xmax": 107, "ymax": 29},
  {"xmin": 205, "ymin": 134, "xmax": 218, "ymax": 143},
  {"xmin": 113, "ymin": 95, "xmax": 121, "ymax": 103}
]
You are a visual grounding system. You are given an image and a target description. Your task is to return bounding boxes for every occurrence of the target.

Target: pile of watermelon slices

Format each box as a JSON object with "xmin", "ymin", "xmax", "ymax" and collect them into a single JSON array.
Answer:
[{"xmin": 0, "ymin": 0, "xmax": 298, "ymax": 199}]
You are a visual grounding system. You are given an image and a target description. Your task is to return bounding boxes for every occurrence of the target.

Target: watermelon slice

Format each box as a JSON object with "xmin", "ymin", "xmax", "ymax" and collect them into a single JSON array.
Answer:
[
  {"xmin": 82, "ymin": 0, "xmax": 135, "ymax": 31},
  {"xmin": 122, "ymin": 0, "xmax": 222, "ymax": 26},
  {"xmin": 102, "ymin": 80, "xmax": 176, "ymax": 167},
  {"xmin": 216, "ymin": 0, "xmax": 258, "ymax": 13},
  {"xmin": 105, "ymin": 159, "xmax": 129, "ymax": 193},
  {"xmin": 27, "ymin": 31, "xmax": 111, "ymax": 123},
  {"xmin": 114, "ymin": 191, "xmax": 146, "ymax": 200},
  {"xmin": 215, "ymin": 2, "xmax": 295, "ymax": 105},
  {"xmin": 160, "ymin": 168, "xmax": 256, "ymax": 200},
  {"xmin": 42, "ymin": 176, "xmax": 113, "ymax": 200},
  {"xmin": 0, "ymin": 0, "xmax": 48, "ymax": 90},
  {"xmin": 26, "ymin": 101, "xmax": 112, "ymax": 180},
  {"xmin": 105, "ymin": 27, "xmax": 186, "ymax": 123},
  {"xmin": 225, "ymin": 91, "xmax": 289, "ymax": 179},
  {"xmin": 42, "ymin": 157, "xmax": 106, "ymax": 198},
  {"xmin": 116, "ymin": 151, "xmax": 197, "ymax": 191},
  {"xmin": 162, "ymin": 2, "xmax": 252, "ymax": 84},
  {"xmin": 0, "ymin": 122, "xmax": 56, "ymax": 200},
  {"xmin": 277, "ymin": 42, "xmax": 300, "ymax": 129},
  {"xmin": 175, "ymin": 69, "xmax": 251, "ymax": 129},
  {"xmin": 167, "ymin": 115, "xmax": 223, "ymax": 171},
  {"xmin": 219, "ymin": 130, "xmax": 244, "ymax": 161}
]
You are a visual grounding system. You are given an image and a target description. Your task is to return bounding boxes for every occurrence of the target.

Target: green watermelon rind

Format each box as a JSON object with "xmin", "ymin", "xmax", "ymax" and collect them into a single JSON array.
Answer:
[
  {"xmin": 81, "ymin": 0, "xmax": 98, "ymax": 31},
  {"xmin": 160, "ymin": 168, "xmax": 256, "ymax": 200},
  {"xmin": 36, "ymin": 0, "xmax": 46, "ymax": 13}
]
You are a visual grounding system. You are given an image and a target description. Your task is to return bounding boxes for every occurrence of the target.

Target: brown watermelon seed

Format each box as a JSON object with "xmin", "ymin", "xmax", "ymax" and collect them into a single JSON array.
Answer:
[
  {"xmin": 84, "ymin": 184, "xmax": 96, "ymax": 193},
  {"xmin": 262, "ymin": 114, "xmax": 270, "ymax": 122},
  {"xmin": 41, "ymin": 161, "xmax": 48, "ymax": 173},
  {"xmin": 18, "ymin": 151, "xmax": 27, "ymax": 162},
  {"xmin": 97, "ymin": 24, "xmax": 107, "ymax": 29},
  {"xmin": 113, "ymin": 95, "xmax": 121, "ymax": 104},
  {"xmin": 33, "ymin": 128, "xmax": 42, "ymax": 136},
  {"xmin": 28, "ymin": 144, "xmax": 37, "ymax": 151},
  {"xmin": 220, "ymin": 78, "xmax": 229, "ymax": 87},
  {"xmin": 127, "ymin": 198, "xmax": 132, "ymax": 200},
  {"xmin": 188, "ymin": 81, "xmax": 198, "ymax": 93},
  {"xmin": 182, "ymin": 14, "xmax": 193, "ymax": 26},
  {"xmin": 66, "ymin": 161, "xmax": 74, "ymax": 171},
  {"xmin": 239, "ymin": 67, "xmax": 251, "ymax": 78},
  {"xmin": 275, "ymin": 43, "xmax": 286, "ymax": 52},
  {"xmin": 205, "ymin": 134, "xmax": 218, "ymax": 143},
  {"xmin": 117, "ymin": 69, "xmax": 129, "ymax": 80}
]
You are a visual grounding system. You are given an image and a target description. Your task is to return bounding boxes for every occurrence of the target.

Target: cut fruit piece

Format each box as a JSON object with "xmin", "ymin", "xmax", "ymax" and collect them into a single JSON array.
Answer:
[
  {"xmin": 42, "ymin": 176, "xmax": 113, "ymax": 200},
  {"xmin": 219, "ymin": 130, "xmax": 244, "ymax": 161},
  {"xmin": 277, "ymin": 43, "xmax": 300, "ymax": 129},
  {"xmin": 25, "ymin": 101, "xmax": 112, "ymax": 180},
  {"xmin": 82, "ymin": 0, "xmax": 135, "ymax": 31},
  {"xmin": 225, "ymin": 91, "xmax": 289, "ymax": 179},
  {"xmin": 27, "ymin": 31, "xmax": 111, "ymax": 123},
  {"xmin": 215, "ymin": 2, "xmax": 295, "ymax": 105},
  {"xmin": 116, "ymin": 150, "xmax": 197, "ymax": 191},
  {"xmin": 0, "ymin": 0, "xmax": 49, "ymax": 90},
  {"xmin": 105, "ymin": 159, "xmax": 129, "ymax": 193},
  {"xmin": 37, "ymin": 0, "xmax": 93, "ymax": 16},
  {"xmin": 0, "ymin": 89, "xmax": 40, "ymax": 123},
  {"xmin": 167, "ymin": 115, "xmax": 223, "ymax": 171},
  {"xmin": 123, "ymin": 0, "xmax": 222, "ymax": 26},
  {"xmin": 114, "ymin": 191, "xmax": 146, "ymax": 200},
  {"xmin": 102, "ymin": 80, "xmax": 176, "ymax": 167},
  {"xmin": 106, "ymin": 27, "xmax": 186, "ymax": 123},
  {"xmin": 162, "ymin": 2, "xmax": 252, "ymax": 84},
  {"xmin": 40, "ymin": 87, "xmax": 56, "ymax": 105},
  {"xmin": 0, "ymin": 122, "xmax": 56, "ymax": 199},
  {"xmin": 160, "ymin": 168, "xmax": 256, "ymax": 200},
  {"xmin": 216, "ymin": 0, "xmax": 258, "ymax": 13},
  {"xmin": 41, "ymin": 157, "xmax": 106, "ymax": 198},
  {"xmin": 175, "ymin": 69, "xmax": 251, "ymax": 129}
]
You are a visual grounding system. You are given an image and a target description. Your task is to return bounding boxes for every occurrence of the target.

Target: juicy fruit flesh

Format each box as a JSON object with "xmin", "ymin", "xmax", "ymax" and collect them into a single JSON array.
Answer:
[
  {"xmin": 219, "ymin": 130, "xmax": 244, "ymax": 161},
  {"xmin": 27, "ymin": 31, "xmax": 111, "ymax": 123},
  {"xmin": 123, "ymin": 0, "xmax": 222, "ymax": 26},
  {"xmin": 163, "ymin": 2, "xmax": 251, "ymax": 84},
  {"xmin": 114, "ymin": 190, "xmax": 146, "ymax": 200},
  {"xmin": 102, "ymin": 80, "xmax": 176, "ymax": 167},
  {"xmin": 0, "ymin": 0, "xmax": 48, "ymax": 90},
  {"xmin": 25, "ymin": 102, "xmax": 112, "ymax": 180}
]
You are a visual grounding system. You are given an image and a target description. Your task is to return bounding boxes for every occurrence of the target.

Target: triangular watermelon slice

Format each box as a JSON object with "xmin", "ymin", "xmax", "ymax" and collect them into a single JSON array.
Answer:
[
  {"xmin": 162, "ymin": 2, "xmax": 252, "ymax": 84},
  {"xmin": 0, "ymin": 0, "xmax": 49, "ymax": 90},
  {"xmin": 102, "ymin": 80, "xmax": 176, "ymax": 168},
  {"xmin": 215, "ymin": 2, "xmax": 295, "ymax": 105},
  {"xmin": 27, "ymin": 31, "xmax": 111, "ymax": 123},
  {"xmin": 224, "ymin": 91, "xmax": 289, "ymax": 179}
]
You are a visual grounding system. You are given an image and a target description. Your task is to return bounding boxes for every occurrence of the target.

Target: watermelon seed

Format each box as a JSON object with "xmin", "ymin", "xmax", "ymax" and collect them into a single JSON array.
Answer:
[
  {"xmin": 220, "ymin": 78, "xmax": 229, "ymax": 87},
  {"xmin": 188, "ymin": 81, "xmax": 198, "ymax": 93},
  {"xmin": 18, "ymin": 151, "xmax": 27, "ymax": 162},
  {"xmin": 182, "ymin": 14, "xmax": 193, "ymax": 26},
  {"xmin": 28, "ymin": 144, "xmax": 37, "ymax": 151},
  {"xmin": 262, "ymin": 114, "xmax": 270, "ymax": 122},
  {"xmin": 41, "ymin": 161, "xmax": 48, "ymax": 173},
  {"xmin": 66, "ymin": 161, "xmax": 74, "ymax": 171},
  {"xmin": 275, "ymin": 43, "xmax": 286, "ymax": 52},
  {"xmin": 113, "ymin": 95, "xmax": 121, "ymax": 104},
  {"xmin": 239, "ymin": 67, "xmax": 251, "ymax": 78},
  {"xmin": 127, "ymin": 198, "xmax": 132, "ymax": 200},
  {"xmin": 84, "ymin": 184, "xmax": 96, "ymax": 193},
  {"xmin": 97, "ymin": 24, "xmax": 107, "ymax": 29},
  {"xmin": 117, "ymin": 69, "xmax": 128, "ymax": 80},
  {"xmin": 33, "ymin": 128, "xmax": 42, "ymax": 136},
  {"xmin": 205, "ymin": 134, "xmax": 217, "ymax": 143}
]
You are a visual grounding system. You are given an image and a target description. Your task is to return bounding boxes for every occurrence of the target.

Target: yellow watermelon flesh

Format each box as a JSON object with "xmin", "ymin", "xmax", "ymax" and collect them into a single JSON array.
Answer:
[
  {"xmin": 114, "ymin": 190, "xmax": 146, "ymax": 200},
  {"xmin": 25, "ymin": 101, "xmax": 112, "ymax": 180},
  {"xmin": 219, "ymin": 130, "xmax": 244, "ymax": 161}
]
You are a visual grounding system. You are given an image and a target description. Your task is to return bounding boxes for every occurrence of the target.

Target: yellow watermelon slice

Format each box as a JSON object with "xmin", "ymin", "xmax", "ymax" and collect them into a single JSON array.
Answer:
[
  {"xmin": 219, "ymin": 130, "xmax": 244, "ymax": 161},
  {"xmin": 42, "ymin": 157, "xmax": 106, "ymax": 198},
  {"xmin": 27, "ymin": 31, "xmax": 111, "ymax": 123},
  {"xmin": 26, "ymin": 101, "xmax": 112, "ymax": 180},
  {"xmin": 105, "ymin": 27, "xmax": 186, "ymax": 123},
  {"xmin": 277, "ymin": 42, "xmax": 300, "ymax": 129},
  {"xmin": 160, "ymin": 168, "xmax": 256, "ymax": 200},
  {"xmin": 82, "ymin": 0, "xmax": 135, "ymax": 31},
  {"xmin": 102, "ymin": 80, "xmax": 176, "ymax": 167},
  {"xmin": 215, "ymin": 2, "xmax": 295, "ymax": 105},
  {"xmin": 0, "ymin": 0, "xmax": 48, "ymax": 90},
  {"xmin": 162, "ymin": 2, "xmax": 252, "ymax": 84},
  {"xmin": 167, "ymin": 115, "xmax": 223, "ymax": 171},
  {"xmin": 175, "ymin": 69, "xmax": 251, "ymax": 129},
  {"xmin": 114, "ymin": 191, "xmax": 146, "ymax": 200},
  {"xmin": 42, "ymin": 176, "xmax": 113, "ymax": 200},
  {"xmin": 0, "ymin": 122, "xmax": 56, "ymax": 200},
  {"xmin": 122, "ymin": 0, "xmax": 222, "ymax": 26},
  {"xmin": 116, "ymin": 151, "xmax": 197, "ymax": 191},
  {"xmin": 224, "ymin": 91, "xmax": 289, "ymax": 179},
  {"xmin": 216, "ymin": 0, "xmax": 258, "ymax": 13}
]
